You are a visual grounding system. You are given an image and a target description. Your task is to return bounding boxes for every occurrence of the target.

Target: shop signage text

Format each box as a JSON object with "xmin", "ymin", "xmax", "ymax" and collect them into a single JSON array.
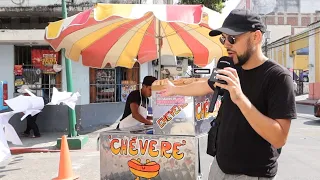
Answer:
[
  {"xmin": 195, "ymin": 98, "xmax": 210, "ymax": 121},
  {"xmin": 110, "ymin": 137, "xmax": 186, "ymax": 160},
  {"xmin": 156, "ymin": 103, "xmax": 188, "ymax": 129}
]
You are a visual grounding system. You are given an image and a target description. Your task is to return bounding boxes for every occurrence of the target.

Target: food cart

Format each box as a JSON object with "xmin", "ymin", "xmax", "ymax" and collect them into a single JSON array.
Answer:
[{"xmin": 99, "ymin": 78, "xmax": 221, "ymax": 180}]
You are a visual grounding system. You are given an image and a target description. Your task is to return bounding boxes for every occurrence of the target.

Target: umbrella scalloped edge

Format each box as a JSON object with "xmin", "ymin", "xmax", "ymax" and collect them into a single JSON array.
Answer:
[{"xmin": 44, "ymin": 4, "xmax": 224, "ymax": 40}]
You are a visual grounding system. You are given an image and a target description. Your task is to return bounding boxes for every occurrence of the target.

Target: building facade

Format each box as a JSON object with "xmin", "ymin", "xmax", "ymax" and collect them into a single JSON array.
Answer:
[
  {"xmin": 0, "ymin": 0, "xmax": 167, "ymax": 133},
  {"xmin": 268, "ymin": 22, "xmax": 320, "ymax": 99}
]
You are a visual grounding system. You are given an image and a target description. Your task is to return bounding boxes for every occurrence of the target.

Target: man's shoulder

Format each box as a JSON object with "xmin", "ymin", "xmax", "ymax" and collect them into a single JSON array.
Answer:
[
  {"xmin": 127, "ymin": 90, "xmax": 140, "ymax": 101},
  {"xmin": 129, "ymin": 90, "xmax": 140, "ymax": 96},
  {"xmin": 263, "ymin": 60, "xmax": 292, "ymax": 77}
]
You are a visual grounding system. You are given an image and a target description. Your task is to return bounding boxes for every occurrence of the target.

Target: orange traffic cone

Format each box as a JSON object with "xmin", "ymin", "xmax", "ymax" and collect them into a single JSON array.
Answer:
[{"xmin": 53, "ymin": 135, "xmax": 79, "ymax": 180}]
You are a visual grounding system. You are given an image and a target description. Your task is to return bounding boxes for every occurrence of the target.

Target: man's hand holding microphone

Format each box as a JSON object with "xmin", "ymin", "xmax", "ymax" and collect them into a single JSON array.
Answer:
[{"xmin": 160, "ymin": 56, "xmax": 243, "ymax": 112}]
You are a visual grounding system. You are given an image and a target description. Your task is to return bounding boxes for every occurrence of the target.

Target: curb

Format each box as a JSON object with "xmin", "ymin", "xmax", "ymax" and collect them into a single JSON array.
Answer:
[
  {"xmin": 296, "ymin": 101, "xmax": 316, "ymax": 106},
  {"xmin": 10, "ymin": 147, "xmax": 98, "ymax": 155},
  {"xmin": 10, "ymin": 147, "xmax": 60, "ymax": 154}
]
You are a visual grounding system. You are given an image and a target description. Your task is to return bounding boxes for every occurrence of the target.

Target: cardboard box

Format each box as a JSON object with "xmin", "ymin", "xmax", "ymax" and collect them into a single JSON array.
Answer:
[{"xmin": 151, "ymin": 78, "xmax": 221, "ymax": 136}]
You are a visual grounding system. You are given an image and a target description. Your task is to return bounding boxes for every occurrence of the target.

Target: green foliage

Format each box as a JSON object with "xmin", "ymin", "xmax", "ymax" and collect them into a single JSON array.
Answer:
[{"xmin": 180, "ymin": 0, "xmax": 226, "ymax": 13}]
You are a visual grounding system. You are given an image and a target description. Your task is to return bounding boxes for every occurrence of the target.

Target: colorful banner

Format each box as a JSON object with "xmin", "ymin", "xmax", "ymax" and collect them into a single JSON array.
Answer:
[
  {"xmin": 31, "ymin": 49, "xmax": 60, "ymax": 74},
  {"xmin": 0, "ymin": 81, "xmax": 8, "ymax": 110},
  {"xmin": 14, "ymin": 65, "xmax": 23, "ymax": 76}
]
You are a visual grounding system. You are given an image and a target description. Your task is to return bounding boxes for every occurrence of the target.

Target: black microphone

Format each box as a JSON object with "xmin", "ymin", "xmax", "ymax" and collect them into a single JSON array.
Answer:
[{"xmin": 208, "ymin": 56, "xmax": 234, "ymax": 113}]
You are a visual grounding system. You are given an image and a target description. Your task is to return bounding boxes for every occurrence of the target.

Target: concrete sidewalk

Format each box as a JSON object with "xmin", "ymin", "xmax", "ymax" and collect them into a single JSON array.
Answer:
[
  {"xmin": 295, "ymin": 94, "xmax": 318, "ymax": 106},
  {"xmin": 8, "ymin": 121, "xmax": 120, "ymax": 153},
  {"xmin": 1, "ymin": 122, "xmax": 122, "ymax": 180}
]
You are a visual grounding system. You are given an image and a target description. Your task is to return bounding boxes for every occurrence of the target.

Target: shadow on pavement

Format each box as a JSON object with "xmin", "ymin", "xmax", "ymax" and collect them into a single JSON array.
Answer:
[
  {"xmin": 303, "ymin": 119, "xmax": 320, "ymax": 126},
  {"xmin": 0, "ymin": 156, "xmax": 23, "ymax": 178},
  {"xmin": 77, "ymin": 121, "xmax": 119, "ymax": 138},
  {"xmin": 8, "ymin": 132, "xmax": 66, "ymax": 150}
]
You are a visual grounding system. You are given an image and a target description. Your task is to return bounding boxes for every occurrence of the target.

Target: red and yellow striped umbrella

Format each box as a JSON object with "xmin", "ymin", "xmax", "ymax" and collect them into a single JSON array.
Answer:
[{"xmin": 45, "ymin": 4, "xmax": 227, "ymax": 68}]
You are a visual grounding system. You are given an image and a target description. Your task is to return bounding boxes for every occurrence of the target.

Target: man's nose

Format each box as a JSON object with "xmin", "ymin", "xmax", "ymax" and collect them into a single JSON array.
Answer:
[{"xmin": 224, "ymin": 40, "xmax": 232, "ymax": 49}]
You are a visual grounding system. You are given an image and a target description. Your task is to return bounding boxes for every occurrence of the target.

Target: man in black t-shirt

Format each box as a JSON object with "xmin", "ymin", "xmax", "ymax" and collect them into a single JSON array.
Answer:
[
  {"xmin": 162, "ymin": 9, "xmax": 296, "ymax": 179},
  {"xmin": 117, "ymin": 76, "xmax": 157, "ymax": 129}
]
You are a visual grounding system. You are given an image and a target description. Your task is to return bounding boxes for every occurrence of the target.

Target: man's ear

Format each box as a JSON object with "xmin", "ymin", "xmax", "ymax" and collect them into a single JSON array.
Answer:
[{"xmin": 253, "ymin": 30, "xmax": 264, "ymax": 44}]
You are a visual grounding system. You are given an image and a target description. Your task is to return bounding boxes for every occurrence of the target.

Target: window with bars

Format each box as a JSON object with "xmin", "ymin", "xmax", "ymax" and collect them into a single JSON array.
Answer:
[
  {"xmin": 89, "ymin": 62, "xmax": 140, "ymax": 103},
  {"xmin": 14, "ymin": 46, "xmax": 62, "ymax": 103}
]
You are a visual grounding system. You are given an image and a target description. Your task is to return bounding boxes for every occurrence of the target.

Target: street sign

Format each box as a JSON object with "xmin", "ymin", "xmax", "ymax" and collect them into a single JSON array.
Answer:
[{"xmin": 193, "ymin": 68, "xmax": 211, "ymax": 74}]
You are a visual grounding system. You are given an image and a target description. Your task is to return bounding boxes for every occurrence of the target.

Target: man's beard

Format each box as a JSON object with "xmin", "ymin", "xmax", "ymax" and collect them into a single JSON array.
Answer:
[{"xmin": 235, "ymin": 42, "xmax": 254, "ymax": 66}]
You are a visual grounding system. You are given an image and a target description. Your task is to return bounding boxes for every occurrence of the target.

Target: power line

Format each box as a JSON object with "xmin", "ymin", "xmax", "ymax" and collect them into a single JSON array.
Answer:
[{"xmin": 10, "ymin": 0, "xmax": 25, "ymax": 5}]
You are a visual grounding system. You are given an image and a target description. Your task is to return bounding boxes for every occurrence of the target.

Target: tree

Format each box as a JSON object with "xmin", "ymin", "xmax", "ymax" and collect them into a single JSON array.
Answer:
[{"xmin": 180, "ymin": 0, "xmax": 226, "ymax": 13}]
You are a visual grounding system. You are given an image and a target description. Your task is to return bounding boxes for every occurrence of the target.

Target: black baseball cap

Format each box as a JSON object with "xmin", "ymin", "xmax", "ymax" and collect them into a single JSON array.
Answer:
[
  {"xmin": 209, "ymin": 9, "xmax": 266, "ymax": 37},
  {"xmin": 142, "ymin": 76, "xmax": 157, "ymax": 86}
]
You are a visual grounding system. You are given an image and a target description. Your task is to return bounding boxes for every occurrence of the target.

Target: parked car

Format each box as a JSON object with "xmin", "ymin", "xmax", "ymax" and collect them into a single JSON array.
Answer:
[{"xmin": 315, "ymin": 99, "xmax": 320, "ymax": 118}]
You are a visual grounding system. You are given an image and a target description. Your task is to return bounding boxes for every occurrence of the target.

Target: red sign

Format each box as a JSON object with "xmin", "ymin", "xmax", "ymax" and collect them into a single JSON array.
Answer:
[
  {"xmin": 3, "ymin": 83, "xmax": 7, "ymax": 106},
  {"xmin": 14, "ymin": 65, "xmax": 23, "ymax": 76},
  {"xmin": 31, "ymin": 49, "xmax": 60, "ymax": 74}
]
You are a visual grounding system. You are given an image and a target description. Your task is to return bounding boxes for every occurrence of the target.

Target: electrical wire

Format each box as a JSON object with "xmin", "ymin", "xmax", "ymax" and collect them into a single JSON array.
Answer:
[{"xmin": 10, "ymin": 0, "xmax": 25, "ymax": 5}]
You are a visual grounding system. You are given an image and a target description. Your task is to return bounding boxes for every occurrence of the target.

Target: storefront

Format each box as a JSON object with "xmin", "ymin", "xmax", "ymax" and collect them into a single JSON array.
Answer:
[
  {"xmin": 13, "ymin": 46, "xmax": 62, "ymax": 103},
  {"xmin": 0, "ymin": 46, "xmax": 152, "ymax": 133},
  {"xmin": 89, "ymin": 62, "xmax": 140, "ymax": 103},
  {"xmin": 0, "ymin": 6, "xmax": 155, "ymax": 133}
]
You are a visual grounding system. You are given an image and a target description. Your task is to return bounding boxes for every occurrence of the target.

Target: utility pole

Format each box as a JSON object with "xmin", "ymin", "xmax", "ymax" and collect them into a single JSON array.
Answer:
[
  {"xmin": 264, "ymin": 30, "xmax": 271, "ymax": 56},
  {"xmin": 264, "ymin": 38, "xmax": 268, "ymax": 56},
  {"xmin": 263, "ymin": 15, "xmax": 270, "ymax": 56}
]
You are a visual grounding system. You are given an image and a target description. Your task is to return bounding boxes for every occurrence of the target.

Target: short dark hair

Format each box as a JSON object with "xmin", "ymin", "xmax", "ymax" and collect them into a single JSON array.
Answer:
[{"xmin": 142, "ymin": 76, "xmax": 157, "ymax": 86}]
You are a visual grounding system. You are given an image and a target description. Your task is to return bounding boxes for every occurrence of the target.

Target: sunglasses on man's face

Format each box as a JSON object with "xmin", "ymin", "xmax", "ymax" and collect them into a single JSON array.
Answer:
[{"xmin": 219, "ymin": 35, "xmax": 236, "ymax": 45}]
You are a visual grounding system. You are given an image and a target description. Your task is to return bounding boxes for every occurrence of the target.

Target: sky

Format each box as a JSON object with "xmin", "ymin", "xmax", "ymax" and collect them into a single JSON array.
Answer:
[{"xmin": 222, "ymin": 0, "xmax": 241, "ymax": 16}]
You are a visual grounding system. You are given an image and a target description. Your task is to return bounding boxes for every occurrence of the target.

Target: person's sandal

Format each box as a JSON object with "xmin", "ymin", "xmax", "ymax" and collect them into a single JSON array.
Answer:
[
  {"xmin": 21, "ymin": 133, "xmax": 30, "ymax": 137},
  {"xmin": 31, "ymin": 135, "xmax": 41, "ymax": 138}
]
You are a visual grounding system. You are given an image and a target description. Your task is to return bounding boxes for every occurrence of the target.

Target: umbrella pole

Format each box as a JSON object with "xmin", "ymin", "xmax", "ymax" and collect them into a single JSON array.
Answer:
[
  {"xmin": 62, "ymin": 0, "xmax": 77, "ymax": 138},
  {"xmin": 158, "ymin": 39, "xmax": 162, "ymax": 79},
  {"xmin": 157, "ymin": 19, "xmax": 162, "ymax": 79}
]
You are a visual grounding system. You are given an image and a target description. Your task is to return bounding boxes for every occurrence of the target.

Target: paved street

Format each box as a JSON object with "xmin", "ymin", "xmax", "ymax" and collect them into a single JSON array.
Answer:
[
  {"xmin": 0, "ymin": 104, "xmax": 319, "ymax": 180},
  {"xmin": 0, "ymin": 131, "xmax": 101, "ymax": 180},
  {"xmin": 277, "ymin": 104, "xmax": 320, "ymax": 180}
]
